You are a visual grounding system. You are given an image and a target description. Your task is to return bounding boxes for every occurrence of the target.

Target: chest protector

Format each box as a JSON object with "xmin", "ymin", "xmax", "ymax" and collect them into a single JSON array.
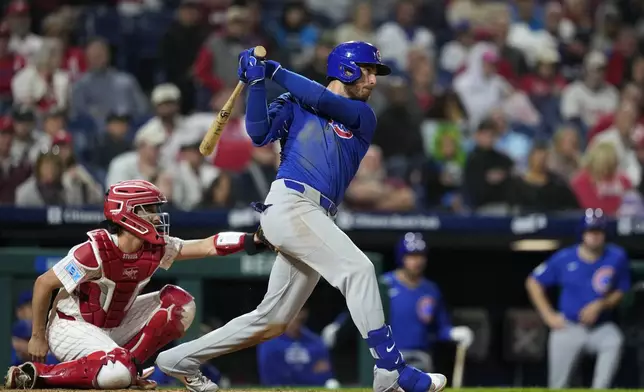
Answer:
[{"xmin": 77, "ymin": 229, "xmax": 164, "ymax": 328}]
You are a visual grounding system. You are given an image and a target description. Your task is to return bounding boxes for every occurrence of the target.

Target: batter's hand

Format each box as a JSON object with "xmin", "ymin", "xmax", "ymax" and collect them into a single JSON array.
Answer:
[
  {"xmin": 28, "ymin": 334, "xmax": 49, "ymax": 363},
  {"xmin": 579, "ymin": 300, "xmax": 604, "ymax": 326},
  {"xmin": 238, "ymin": 49, "xmax": 265, "ymax": 85},
  {"xmin": 544, "ymin": 312, "xmax": 566, "ymax": 329}
]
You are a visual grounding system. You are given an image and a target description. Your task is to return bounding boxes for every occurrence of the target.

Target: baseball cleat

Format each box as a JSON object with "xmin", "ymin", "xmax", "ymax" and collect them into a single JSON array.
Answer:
[
  {"xmin": 373, "ymin": 365, "xmax": 447, "ymax": 392},
  {"xmin": 4, "ymin": 363, "xmax": 36, "ymax": 389},
  {"xmin": 183, "ymin": 371, "xmax": 220, "ymax": 392},
  {"xmin": 132, "ymin": 377, "xmax": 158, "ymax": 390},
  {"xmin": 130, "ymin": 366, "xmax": 158, "ymax": 390},
  {"xmin": 428, "ymin": 373, "xmax": 447, "ymax": 391}
]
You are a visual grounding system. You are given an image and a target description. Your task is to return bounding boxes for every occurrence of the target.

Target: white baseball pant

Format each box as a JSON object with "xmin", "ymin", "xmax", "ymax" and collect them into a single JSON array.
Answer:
[{"xmin": 156, "ymin": 179, "xmax": 386, "ymax": 376}]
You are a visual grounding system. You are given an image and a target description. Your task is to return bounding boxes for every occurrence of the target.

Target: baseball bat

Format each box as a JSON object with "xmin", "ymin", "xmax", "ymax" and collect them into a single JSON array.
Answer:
[
  {"xmin": 199, "ymin": 45, "xmax": 267, "ymax": 156},
  {"xmin": 452, "ymin": 343, "xmax": 467, "ymax": 388}
]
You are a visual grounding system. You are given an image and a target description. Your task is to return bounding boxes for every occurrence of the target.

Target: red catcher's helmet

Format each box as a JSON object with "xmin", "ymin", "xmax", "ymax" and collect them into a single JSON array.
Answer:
[{"xmin": 104, "ymin": 180, "xmax": 169, "ymax": 245}]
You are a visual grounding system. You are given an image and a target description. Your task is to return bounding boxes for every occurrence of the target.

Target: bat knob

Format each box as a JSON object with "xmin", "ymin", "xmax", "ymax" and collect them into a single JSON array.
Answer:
[{"xmin": 254, "ymin": 46, "xmax": 267, "ymax": 59}]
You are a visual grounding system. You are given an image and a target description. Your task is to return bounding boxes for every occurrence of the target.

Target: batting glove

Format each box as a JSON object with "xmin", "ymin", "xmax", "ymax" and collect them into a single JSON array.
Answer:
[
  {"xmin": 450, "ymin": 325, "xmax": 474, "ymax": 347},
  {"xmin": 237, "ymin": 55, "xmax": 265, "ymax": 85},
  {"xmin": 264, "ymin": 60, "xmax": 282, "ymax": 80},
  {"xmin": 245, "ymin": 60, "xmax": 265, "ymax": 85}
]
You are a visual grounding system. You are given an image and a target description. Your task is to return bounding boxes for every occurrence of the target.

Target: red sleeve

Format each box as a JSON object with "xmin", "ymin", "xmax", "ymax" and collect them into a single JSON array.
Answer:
[
  {"xmin": 605, "ymin": 51, "xmax": 625, "ymax": 87},
  {"xmin": 73, "ymin": 47, "xmax": 87, "ymax": 73},
  {"xmin": 587, "ymin": 114, "xmax": 614, "ymax": 143},
  {"xmin": 555, "ymin": 75, "xmax": 568, "ymax": 90},
  {"xmin": 193, "ymin": 46, "xmax": 225, "ymax": 93},
  {"xmin": 14, "ymin": 55, "xmax": 26, "ymax": 71},
  {"xmin": 518, "ymin": 75, "xmax": 533, "ymax": 94},
  {"xmin": 620, "ymin": 174, "xmax": 633, "ymax": 190},
  {"xmin": 570, "ymin": 171, "xmax": 600, "ymax": 209}
]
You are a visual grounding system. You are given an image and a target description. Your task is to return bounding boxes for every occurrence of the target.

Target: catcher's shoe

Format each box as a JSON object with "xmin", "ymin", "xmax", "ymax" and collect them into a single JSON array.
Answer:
[
  {"xmin": 5, "ymin": 363, "xmax": 37, "ymax": 389},
  {"xmin": 131, "ymin": 367, "xmax": 158, "ymax": 390}
]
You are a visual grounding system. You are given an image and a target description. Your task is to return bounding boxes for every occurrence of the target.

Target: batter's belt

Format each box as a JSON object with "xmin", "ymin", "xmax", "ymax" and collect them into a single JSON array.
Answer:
[
  {"xmin": 250, "ymin": 179, "xmax": 338, "ymax": 254},
  {"xmin": 280, "ymin": 179, "xmax": 338, "ymax": 216}
]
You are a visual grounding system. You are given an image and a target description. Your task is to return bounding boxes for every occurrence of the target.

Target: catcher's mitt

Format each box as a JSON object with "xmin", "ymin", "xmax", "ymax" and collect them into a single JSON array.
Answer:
[{"xmin": 244, "ymin": 226, "xmax": 278, "ymax": 255}]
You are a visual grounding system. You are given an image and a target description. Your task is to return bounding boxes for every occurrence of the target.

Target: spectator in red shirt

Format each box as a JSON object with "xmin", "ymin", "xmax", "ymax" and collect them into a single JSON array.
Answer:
[
  {"xmin": 183, "ymin": 86, "xmax": 253, "ymax": 172},
  {"xmin": 604, "ymin": 27, "xmax": 638, "ymax": 87},
  {"xmin": 571, "ymin": 141, "xmax": 633, "ymax": 215},
  {"xmin": 0, "ymin": 22, "xmax": 25, "ymax": 109},
  {"xmin": 519, "ymin": 48, "xmax": 567, "ymax": 99},
  {"xmin": 587, "ymin": 83, "xmax": 643, "ymax": 143},
  {"xmin": 41, "ymin": 12, "xmax": 86, "ymax": 82}
]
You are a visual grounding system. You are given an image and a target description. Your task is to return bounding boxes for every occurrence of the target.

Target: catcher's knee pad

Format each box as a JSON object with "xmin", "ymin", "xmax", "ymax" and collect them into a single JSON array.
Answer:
[
  {"xmin": 26, "ymin": 348, "xmax": 137, "ymax": 389},
  {"xmin": 160, "ymin": 284, "xmax": 196, "ymax": 329},
  {"xmin": 125, "ymin": 285, "xmax": 195, "ymax": 363}
]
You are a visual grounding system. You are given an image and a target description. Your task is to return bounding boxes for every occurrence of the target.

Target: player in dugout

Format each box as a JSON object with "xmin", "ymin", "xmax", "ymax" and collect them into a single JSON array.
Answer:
[
  {"xmin": 257, "ymin": 304, "xmax": 340, "ymax": 388},
  {"xmin": 322, "ymin": 232, "xmax": 474, "ymax": 372}
]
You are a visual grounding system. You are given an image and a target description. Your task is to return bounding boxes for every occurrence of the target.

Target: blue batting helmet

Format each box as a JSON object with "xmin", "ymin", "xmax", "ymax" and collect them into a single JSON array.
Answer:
[
  {"xmin": 581, "ymin": 208, "xmax": 607, "ymax": 234},
  {"xmin": 326, "ymin": 41, "xmax": 391, "ymax": 84},
  {"xmin": 395, "ymin": 232, "xmax": 427, "ymax": 267}
]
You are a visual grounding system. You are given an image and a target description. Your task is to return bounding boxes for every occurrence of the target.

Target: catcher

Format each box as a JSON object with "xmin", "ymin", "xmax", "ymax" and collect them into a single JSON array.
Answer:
[{"xmin": 5, "ymin": 179, "xmax": 268, "ymax": 390}]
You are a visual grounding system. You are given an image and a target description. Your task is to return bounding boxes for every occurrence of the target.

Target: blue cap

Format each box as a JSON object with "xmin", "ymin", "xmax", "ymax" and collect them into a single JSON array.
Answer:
[
  {"xmin": 326, "ymin": 41, "xmax": 391, "ymax": 84},
  {"xmin": 16, "ymin": 291, "xmax": 32, "ymax": 308},
  {"xmin": 395, "ymin": 232, "xmax": 427, "ymax": 266},
  {"xmin": 581, "ymin": 208, "xmax": 607, "ymax": 232}
]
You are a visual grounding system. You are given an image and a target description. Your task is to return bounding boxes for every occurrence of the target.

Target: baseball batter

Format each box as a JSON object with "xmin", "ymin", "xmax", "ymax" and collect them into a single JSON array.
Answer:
[
  {"xmin": 155, "ymin": 42, "xmax": 448, "ymax": 392},
  {"xmin": 5, "ymin": 179, "xmax": 267, "ymax": 390},
  {"xmin": 526, "ymin": 209, "xmax": 630, "ymax": 388}
]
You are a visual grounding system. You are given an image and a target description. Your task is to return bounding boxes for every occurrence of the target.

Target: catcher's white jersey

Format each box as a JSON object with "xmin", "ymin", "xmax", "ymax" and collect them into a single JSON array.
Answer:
[
  {"xmin": 47, "ymin": 233, "xmax": 183, "ymax": 361},
  {"xmin": 52, "ymin": 234, "xmax": 183, "ymax": 320}
]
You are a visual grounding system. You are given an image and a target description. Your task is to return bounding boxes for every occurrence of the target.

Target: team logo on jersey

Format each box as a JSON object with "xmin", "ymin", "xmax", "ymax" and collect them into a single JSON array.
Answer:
[
  {"xmin": 592, "ymin": 266, "xmax": 615, "ymax": 294},
  {"xmin": 122, "ymin": 267, "xmax": 139, "ymax": 280},
  {"xmin": 122, "ymin": 253, "xmax": 138, "ymax": 260},
  {"xmin": 65, "ymin": 261, "xmax": 84, "ymax": 283},
  {"xmin": 328, "ymin": 120, "xmax": 353, "ymax": 139},
  {"xmin": 417, "ymin": 296, "xmax": 435, "ymax": 324},
  {"xmin": 285, "ymin": 342, "xmax": 311, "ymax": 365}
]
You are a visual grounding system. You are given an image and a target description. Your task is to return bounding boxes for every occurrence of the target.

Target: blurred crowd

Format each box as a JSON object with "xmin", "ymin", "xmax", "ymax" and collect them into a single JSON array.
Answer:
[{"xmin": 2, "ymin": 0, "xmax": 644, "ymax": 215}]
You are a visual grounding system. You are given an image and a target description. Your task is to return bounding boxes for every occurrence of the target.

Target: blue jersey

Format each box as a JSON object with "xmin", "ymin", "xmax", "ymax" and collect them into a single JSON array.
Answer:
[
  {"xmin": 245, "ymin": 69, "xmax": 377, "ymax": 205},
  {"xmin": 531, "ymin": 244, "xmax": 631, "ymax": 323},
  {"xmin": 11, "ymin": 349, "xmax": 57, "ymax": 366},
  {"xmin": 257, "ymin": 327, "xmax": 334, "ymax": 386},
  {"xmin": 380, "ymin": 272, "xmax": 453, "ymax": 351}
]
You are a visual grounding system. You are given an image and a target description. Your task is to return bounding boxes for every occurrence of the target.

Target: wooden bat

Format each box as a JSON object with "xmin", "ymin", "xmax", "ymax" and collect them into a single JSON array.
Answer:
[
  {"xmin": 452, "ymin": 342, "xmax": 467, "ymax": 389},
  {"xmin": 199, "ymin": 45, "xmax": 267, "ymax": 156}
]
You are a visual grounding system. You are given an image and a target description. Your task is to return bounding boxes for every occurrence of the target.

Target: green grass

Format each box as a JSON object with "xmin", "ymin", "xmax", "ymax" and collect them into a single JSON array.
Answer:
[
  {"xmin": 156, "ymin": 387, "xmax": 644, "ymax": 392},
  {"xmin": 6, "ymin": 388, "xmax": 644, "ymax": 392}
]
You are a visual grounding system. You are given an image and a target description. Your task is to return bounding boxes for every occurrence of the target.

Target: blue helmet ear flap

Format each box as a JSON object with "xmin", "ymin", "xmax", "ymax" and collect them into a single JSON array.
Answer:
[
  {"xmin": 327, "ymin": 56, "xmax": 362, "ymax": 84},
  {"xmin": 337, "ymin": 62, "xmax": 362, "ymax": 83}
]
